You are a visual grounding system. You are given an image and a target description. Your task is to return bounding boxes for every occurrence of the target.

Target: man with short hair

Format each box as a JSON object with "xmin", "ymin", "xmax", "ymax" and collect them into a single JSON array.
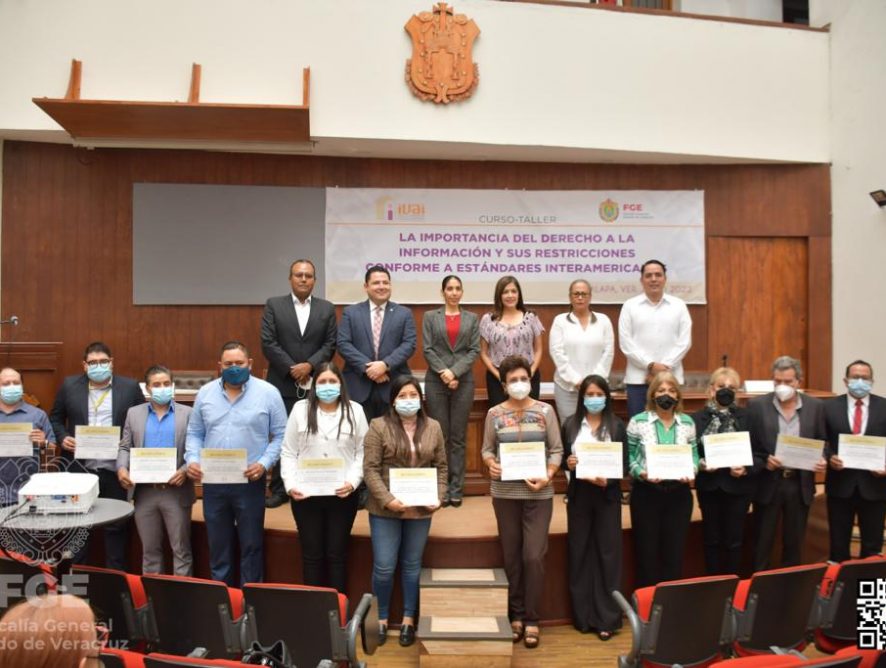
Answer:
[
  {"xmin": 117, "ymin": 366, "xmax": 195, "ymax": 576},
  {"xmin": 747, "ymin": 355, "xmax": 827, "ymax": 571},
  {"xmin": 0, "ymin": 367, "xmax": 56, "ymax": 506},
  {"xmin": 618, "ymin": 259, "xmax": 693, "ymax": 418},
  {"xmin": 260, "ymin": 258, "xmax": 337, "ymax": 508},
  {"xmin": 49, "ymin": 341, "xmax": 145, "ymax": 569},
  {"xmin": 823, "ymin": 360, "xmax": 886, "ymax": 562},
  {"xmin": 337, "ymin": 265, "xmax": 417, "ymax": 420},
  {"xmin": 185, "ymin": 341, "xmax": 287, "ymax": 586}
]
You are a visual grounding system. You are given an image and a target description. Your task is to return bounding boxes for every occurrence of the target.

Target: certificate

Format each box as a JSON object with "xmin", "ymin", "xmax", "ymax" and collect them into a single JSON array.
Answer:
[
  {"xmin": 500, "ymin": 441, "xmax": 547, "ymax": 481},
  {"xmin": 130, "ymin": 448, "xmax": 177, "ymax": 483},
  {"xmin": 0, "ymin": 423, "xmax": 34, "ymax": 457},
  {"xmin": 838, "ymin": 434, "xmax": 886, "ymax": 472},
  {"xmin": 389, "ymin": 468, "xmax": 438, "ymax": 507},
  {"xmin": 75, "ymin": 425, "xmax": 121, "ymax": 460},
  {"xmin": 296, "ymin": 457, "xmax": 346, "ymax": 496},
  {"xmin": 775, "ymin": 435, "xmax": 825, "ymax": 472},
  {"xmin": 703, "ymin": 432, "xmax": 753, "ymax": 470},
  {"xmin": 646, "ymin": 444, "xmax": 694, "ymax": 480},
  {"xmin": 575, "ymin": 442, "xmax": 623, "ymax": 480},
  {"xmin": 201, "ymin": 448, "xmax": 248, "ymax": 484}
]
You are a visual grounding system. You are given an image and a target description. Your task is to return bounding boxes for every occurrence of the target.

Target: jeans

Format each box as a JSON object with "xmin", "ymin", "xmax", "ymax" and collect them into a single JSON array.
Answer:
[
  {"xmin": 202, "ymin": 478, "xmax": 266, "ymax": 586},
  {"xmin": 368, "ymin": 514, "xmax": 432, "ymax": 620}
]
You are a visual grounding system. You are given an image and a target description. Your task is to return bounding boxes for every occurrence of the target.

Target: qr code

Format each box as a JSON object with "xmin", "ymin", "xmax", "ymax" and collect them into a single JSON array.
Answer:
[{"xmin": 857, "ymin": 578, "xmax": 886, "ymax": 649}]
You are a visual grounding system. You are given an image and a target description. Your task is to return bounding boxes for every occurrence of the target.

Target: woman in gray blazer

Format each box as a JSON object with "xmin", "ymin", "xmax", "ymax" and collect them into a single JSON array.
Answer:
[{"xmin": 422, "ymin": 275, "xmax": 480, "ymax": 506}]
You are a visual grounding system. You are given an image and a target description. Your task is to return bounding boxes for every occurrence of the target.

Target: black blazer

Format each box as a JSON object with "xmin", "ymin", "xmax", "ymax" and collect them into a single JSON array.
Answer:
[
  {"xmin": 824, "ymin": 393, "xmax": 886, "ymax": 501},
  {"xmin": 260, "ymin": 294, "xmax": 337, "ymax": 399},
  {"xmin": 560, "ymin": 413, "xmax": 628, "ymax": 502},
  {"xmin": 746, "ymin": 392, "xmax": 826, "ymax": 506},
  {"xmin": 691, "ymin": 405, "xmax": 755, "ymax": 496},
  {"xmin": 50, "ymin": 373, "xmax": 146, "ymax": 444}
]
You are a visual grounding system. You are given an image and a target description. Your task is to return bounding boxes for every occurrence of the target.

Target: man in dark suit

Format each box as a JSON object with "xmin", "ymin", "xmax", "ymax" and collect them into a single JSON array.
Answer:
[
  {"xmin": 337, "ymin": 265, "xmax": 417, "ymax": 420},
  {"xmin": 260, "ymin": 258, "xmax": 337, "ymax": 507},
  {"xmin": 747, "ymin": 355, "xmax": 827, "ymax": 571},
  {"xmin": 49, "ymin": 341, "xmax": 145, "ymax": 569},
  {"xmin": 117, "ymin": 365, "xmax": 195, "ymax": 576},
  {"xmin": 824, "ymin": 359, "xmax": 886, "ymax": 562}
]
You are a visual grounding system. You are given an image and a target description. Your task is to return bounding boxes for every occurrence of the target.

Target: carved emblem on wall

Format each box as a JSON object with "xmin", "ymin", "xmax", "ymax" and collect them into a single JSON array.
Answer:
[{"xmin": 405, "ymin": 2, "xmax": 480, "ymax": 104}]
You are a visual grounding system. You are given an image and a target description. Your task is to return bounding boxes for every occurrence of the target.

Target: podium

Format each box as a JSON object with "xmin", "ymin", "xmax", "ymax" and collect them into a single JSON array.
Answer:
[{"xmin": 0, "ymin": 342, "xmax": 62, "ymax": 410}]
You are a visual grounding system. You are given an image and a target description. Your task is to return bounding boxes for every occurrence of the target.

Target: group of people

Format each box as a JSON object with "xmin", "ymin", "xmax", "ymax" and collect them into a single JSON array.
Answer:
[{"xmin": 1, "ymin": 258, "xmax": 883, "ymax": 652}]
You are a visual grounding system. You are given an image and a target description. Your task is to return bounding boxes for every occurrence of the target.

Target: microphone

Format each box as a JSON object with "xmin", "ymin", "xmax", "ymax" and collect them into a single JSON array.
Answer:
[{"xmin": 0, "ymin": 316, "xmax": 19, "ymax": 326}]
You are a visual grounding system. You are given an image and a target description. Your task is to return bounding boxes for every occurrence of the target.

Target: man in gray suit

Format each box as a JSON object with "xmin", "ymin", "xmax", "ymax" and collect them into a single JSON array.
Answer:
[
  {"xmin": 261, "ymin": 258, "xmax": 337, "ymax": 507},
  {"xmin": 337, "ymin": 265, "xmax": 417, "ymax": 420},
  {"xmin": 117, "ymin": 365, "xmax": 194, "ymax": 576}
]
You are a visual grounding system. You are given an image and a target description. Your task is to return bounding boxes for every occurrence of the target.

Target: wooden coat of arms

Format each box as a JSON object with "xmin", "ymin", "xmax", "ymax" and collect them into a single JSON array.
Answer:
[{"xmin": 405, "ymin": 2, "xmax": 480, "ymax": 104}]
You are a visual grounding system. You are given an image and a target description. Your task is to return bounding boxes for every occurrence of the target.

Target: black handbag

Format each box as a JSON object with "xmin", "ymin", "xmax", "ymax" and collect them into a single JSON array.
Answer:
[{"xmin": 240, "ymin": 639, "xmax": 293, "ymax": 668}]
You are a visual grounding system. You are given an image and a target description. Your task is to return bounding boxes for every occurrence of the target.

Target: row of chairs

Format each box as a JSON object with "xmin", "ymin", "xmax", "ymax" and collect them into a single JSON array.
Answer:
[{"xmin": 614, "ymin": 556, "xmax": 886, "ymax": 668}]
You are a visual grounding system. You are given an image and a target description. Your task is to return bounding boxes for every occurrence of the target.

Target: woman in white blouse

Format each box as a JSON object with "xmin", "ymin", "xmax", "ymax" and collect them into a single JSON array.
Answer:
[
  {"xmin": 549, "ymin": 279, "xmax": 615, "ymax": 422},
  {"xmin": 281, "ymin": 362, "xmax": 368, "ymax": 594}
]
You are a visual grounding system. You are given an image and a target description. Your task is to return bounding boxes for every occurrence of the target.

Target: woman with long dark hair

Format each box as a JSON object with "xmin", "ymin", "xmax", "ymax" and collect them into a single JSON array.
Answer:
[
  {"xmin": 281, "ymin": 361, "xmax": 368, "ymax": 594},
  {"xmin": 561, "ymin": 374, "xmax": 626, "ymax": 640},
  {"xmin": 363, "ymin": 375, "xmax": 447, "ymax": 648}
]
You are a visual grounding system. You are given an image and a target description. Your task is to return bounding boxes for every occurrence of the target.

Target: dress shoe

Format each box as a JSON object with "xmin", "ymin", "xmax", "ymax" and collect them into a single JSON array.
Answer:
[
  {"xmin": 399, "ymin": 623, "xmax": 416, "ymax": 647},
  {"xmin": 378, "ymin": 623, "xmax": 388, "ymax": 646},
  {"xmin": 265, "ymin": 492, "xmax": 288, "ymax": 509}
]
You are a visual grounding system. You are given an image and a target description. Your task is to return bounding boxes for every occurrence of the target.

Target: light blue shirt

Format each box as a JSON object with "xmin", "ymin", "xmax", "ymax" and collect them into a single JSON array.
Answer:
[
  {"xmin": 145, "ymin": 402, "xmax": 176, "ymax": 448},
  {"xmin": 185, "ymin": 377, "xmax": 286, "ymax": 472}
]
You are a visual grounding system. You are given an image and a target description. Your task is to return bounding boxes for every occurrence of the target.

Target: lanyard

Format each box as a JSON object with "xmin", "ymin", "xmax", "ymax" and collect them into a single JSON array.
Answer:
[{"xmin": 90, "ymin": 388, "xmax": 111, "ymax": 425}]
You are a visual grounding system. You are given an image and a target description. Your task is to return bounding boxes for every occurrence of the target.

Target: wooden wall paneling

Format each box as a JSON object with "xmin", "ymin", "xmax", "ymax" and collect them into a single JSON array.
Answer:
[{"xmin": 806, "ymin": 235, "xmax": 832, "ymax": 390}]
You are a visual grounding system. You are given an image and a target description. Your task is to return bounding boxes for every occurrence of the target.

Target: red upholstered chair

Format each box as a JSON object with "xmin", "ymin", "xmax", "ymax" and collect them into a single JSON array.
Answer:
[
  {"xmin": 613, "ymin": 574, "xmax": 740, "ymax": 668},
  {"xmin": 815, "ymin": 557, "xmax": 886, "ymax": 654},
  {"xmin": 141, "ymin": 574, "xmax": 245, "ymax": 659},
  {"xmin": 715, "ymin": 656, "xmax": 803, "ymax": 668},
  {"xmin": 143, "ymin": 654, "xmax": 245, "ymax": 667},
  {"xmin": 732, "ymin": 563, "xmax": 828, "ymax": 656},
  {"xmin": 242, "ymin": 583, "xmax": 377, "ymax": 668},
  {"xmin": 72, "ymin": 564, "xmax": 148, "ymax": 648},
  {"xmin": 0, "ymin": 550, "xmax": 56, "ymax": 612},
  {"xmin": 835, "ymin": 646, "xmax": 886, "ymax": 668},
  {"xmin": 100, "ymin": 647, "xmax": 147, "ymax": 668},
  {"xmin": 802, "ymin": 654, "xmax": 864, "ymax": 667}
]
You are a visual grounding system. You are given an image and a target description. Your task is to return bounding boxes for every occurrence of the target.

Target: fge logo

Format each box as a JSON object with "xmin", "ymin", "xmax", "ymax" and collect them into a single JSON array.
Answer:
[{"xmin": 0, "ymin": 573, "xmax": 89, "ymax": 608}]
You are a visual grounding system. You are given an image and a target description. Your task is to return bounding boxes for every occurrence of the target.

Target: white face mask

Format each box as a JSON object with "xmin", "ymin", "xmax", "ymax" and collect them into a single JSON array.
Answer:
[
  {"xmin": 507, "ymin": 381, "xmax": 531, "ymax": 400},
  {"xmin": 774, "ymin": 384, "xmax": 796, "ymax": 402}
]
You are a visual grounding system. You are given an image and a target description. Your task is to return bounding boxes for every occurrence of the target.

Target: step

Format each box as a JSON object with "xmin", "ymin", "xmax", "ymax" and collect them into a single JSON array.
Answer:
[
  {"xmin": 418, "ymin": 615, "xmax": 512, "ymax": 668},
  {"xmin": 419, "ymin": 568, "xmax": 508, "ymax": 618}
]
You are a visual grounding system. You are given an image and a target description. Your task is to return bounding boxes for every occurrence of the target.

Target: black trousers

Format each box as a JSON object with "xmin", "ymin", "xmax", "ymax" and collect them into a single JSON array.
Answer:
[
  {"xmin": 567, "ymin": 483, "xmax": 623, "ymax": 632},
  {"xmin": 268, "ymin": 396, "xmax": 298, "ymax": 497},
  {"xmin": 753, "ymin": 476, "xmax": 809, "ymax": 571},
  {"xmin": 70, "ymin": 468, "xmax": 130, "ymax": 570},
  {"xmin": 291, "ymin": 493, "xmax": 359, "ymax": 594},
  {"xmin": 485, "ymin": 369, "xmax": 540, "ymax": 408},
  {"xmin": 629, "ymin": 481, "xmax": 693, "ymax": 588},
  {"xmin": 696, "ymin": 488, "xmax": 751, "ymax": 575},
  {"xmin": 827, "ymin": 489, "xmax": 886, "ymax": 562}
]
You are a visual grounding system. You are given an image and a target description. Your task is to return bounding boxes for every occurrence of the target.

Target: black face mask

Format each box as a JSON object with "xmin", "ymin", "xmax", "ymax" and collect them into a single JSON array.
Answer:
[
  {"xmin": 654, "ymin": 394, "xmax": 678, "ymax": 411},
  {"xmin": 715, "ymin": 387, "xmax": 735, "ymax": 407}
]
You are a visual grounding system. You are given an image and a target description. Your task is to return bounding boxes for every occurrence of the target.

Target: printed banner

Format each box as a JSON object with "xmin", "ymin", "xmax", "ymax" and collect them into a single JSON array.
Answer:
[{"xmin": 325, "ymin": 188, "xmax": 705, "ymax": 304}]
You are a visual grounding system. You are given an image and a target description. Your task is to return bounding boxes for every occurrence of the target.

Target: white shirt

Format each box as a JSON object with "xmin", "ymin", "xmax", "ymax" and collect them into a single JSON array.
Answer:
[
  {"xmin": 549, "ymin": 311, "xmax": 614, "ymax": 391},
  {"xmin": 847, "ymin": 394, "xmax": 870, "ymax": 434},
  {"xmin": 280, "ymin": 399, "xmax": 369, "ymax": 493},
  {"xmin": 618, "ymin": 292, "xmax": 692, "ymax": 384},
  {"xmin": 291, "ymin": 293, "xmax": 311, "ymax": 336}
]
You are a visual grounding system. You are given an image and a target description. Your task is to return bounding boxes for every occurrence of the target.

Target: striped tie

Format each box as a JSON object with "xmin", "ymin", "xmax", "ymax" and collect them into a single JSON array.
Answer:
[{"xmin": 372, "ymin": 305, "xmax": 383, "ymax": 358}]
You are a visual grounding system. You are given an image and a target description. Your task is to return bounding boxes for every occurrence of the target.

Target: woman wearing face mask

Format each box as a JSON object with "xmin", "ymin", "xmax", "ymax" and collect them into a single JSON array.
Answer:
[
  {"xmin": 422, "ymin": 274, "xmax": 481, "ymax": 507},
  {"xmin": 691, "ymin": 367, "xmax": 752, "ymax": 576},
  {"xmin": 479, "ymin": 276, "xmax": 545, "ymax": 408},
  {"xmin": 362, "ymin": 375, "xmax": 447, "ymax": 648},
  {"xmin": 627, "ymin": 371, "xmax": 699, "ymax": 587},
  {"xmin": 482, "ymin": 355, "xmax": 563, "ymax": 649},
  {"xmin": 560, "ymin": 374, "xmax": 626, "ymax": 640},
  {"xmin": 280, "ymin": 362, "xmax": 368, "ymax": 594},
  {"xmin": 549, "ymin": 280, "xmax": 614, "ymax": 422}
]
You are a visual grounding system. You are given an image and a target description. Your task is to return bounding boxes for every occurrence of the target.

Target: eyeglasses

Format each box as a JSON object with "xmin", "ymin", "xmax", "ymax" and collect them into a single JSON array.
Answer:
[
  {"xmin": 85, "ymin": 360, "xmax": 111, "ymax": 369},
  {"xmin": 570, "ymin": 291, "xmax": 589, "ymax": 298}
]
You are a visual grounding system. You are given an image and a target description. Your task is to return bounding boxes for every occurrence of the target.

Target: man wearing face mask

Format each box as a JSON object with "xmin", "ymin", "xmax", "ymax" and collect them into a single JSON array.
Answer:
[
  {"xmin": 0, "ymin": 367, "xmax": 56, "ymax": 506},
  {"xmin": 746, "ymin": 356, "xmax": 827, "ymax": 571},
  {"xmin": 117, "ymin": 366, "xmax": 194, "ymax": 575},
  {"xmin": 50, "ymin": 341, "xmax": 145, "ymax": 569},
  {"xmin": 823, "ymin": 360, "xmax": 886, "ymax": 562},
  {"xmin": 185, "ymin": 341, "xmax": 287, "ymax": 586}
]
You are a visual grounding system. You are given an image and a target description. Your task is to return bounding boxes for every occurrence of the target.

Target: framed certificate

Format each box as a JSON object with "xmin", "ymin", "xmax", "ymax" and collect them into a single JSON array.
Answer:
[
  {"xmin": 201, "ymin": 448, "xmax": 248, "ymax": 484},
  {"xmin": 575, "ymin": 442, "xmax": 623, "ymax": 480},
  {"xmin": 646, "ymin": 444, "xmax": 694, "ymax": 480},
  {"xmin": 296, "ymin": 457, "xmax": 346, "ymax": 496},
  {"xmin": 0, "ymin": 423, "xmax": 34, "ymax": 457},
  {"xmin": 130, "ymin": 448, "xmax": 177, "ymax": 483},
  {"xmin": 75, "ymin": 425, "xmax": 121, "ymax": 460},
  {"xmin": 775, "ymin": 435, "xmax": 824, "ymax": 472},
  {"xmin": 389, "ymin": 468, "xmax": 438, "ymax": 506},
  {"xmin": 837, "ymin": 434, "xmax": 886, "ymax": 472},
  {"xmin": 702, "ymin": 432, "xmax": 753, "ymax": 470},
  {"xmin": 500, "ymin": 441, "xmax": 547, "ymax": 481}
]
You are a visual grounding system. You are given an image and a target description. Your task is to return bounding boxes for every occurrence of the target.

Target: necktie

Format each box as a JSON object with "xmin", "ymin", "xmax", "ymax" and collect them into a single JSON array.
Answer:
[
  {"xmin": 852, "ymin": 399, "xmax": 863, "ymax": 435},
  {"xmin": 372, "ymin": 305, "xmax": 383, "ymax": 358}
]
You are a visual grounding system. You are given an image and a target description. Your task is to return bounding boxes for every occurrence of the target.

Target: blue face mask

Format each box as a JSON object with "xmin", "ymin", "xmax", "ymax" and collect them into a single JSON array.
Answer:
[
  {"xmin": 150, "ymin": 386, "xmax": 174, "ymax": 405},
  {"xmin": 394, "ymin": 398, "xmax": 421, "ymax": 417},
  {"xmin": 583, "ymin": 396, "xmax": 606, "ymax": 414},
  {"xmin": 848, "ymin": 378, "xmax": 872, "ymax": 399},
  {"xmin": 316, "ymin": 384, "xmax": 341, "ymax": 404},
  {"xmin": 86, "ymin": 363, "xmax": 112, "ymax": 383},
  {"xmin": 1, "ymin": 384, "xmax": 23, "ymax": 405},
  {"xmin": 222, "ymin": 365, "xmax": 250, "ymax": 386}
]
